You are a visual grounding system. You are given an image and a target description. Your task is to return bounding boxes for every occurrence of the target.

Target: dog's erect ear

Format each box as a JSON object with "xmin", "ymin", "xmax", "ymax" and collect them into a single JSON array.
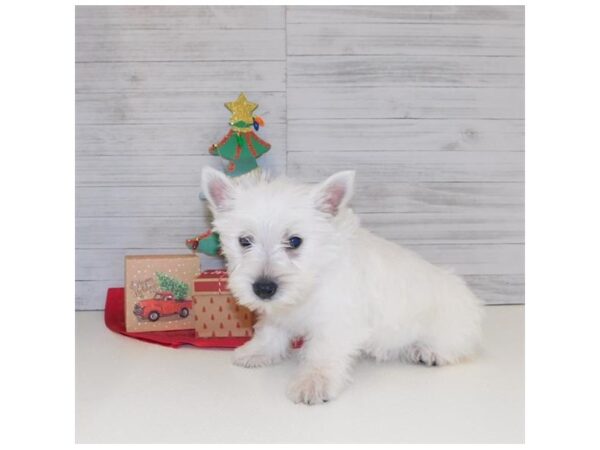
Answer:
[
  {"xmin": 312, "ymin": 170, "xmax": 355, "ymax": 215},
  {"xmin": 201, "ymin": 166, "xmax": 235, "ymax": 212}
]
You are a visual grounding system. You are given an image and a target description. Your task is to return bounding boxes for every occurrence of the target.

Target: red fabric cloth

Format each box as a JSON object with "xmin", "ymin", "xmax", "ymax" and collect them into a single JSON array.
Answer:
[{"xmin": 104, "ymin": 288, "xmax": 249, "ymax": 348}]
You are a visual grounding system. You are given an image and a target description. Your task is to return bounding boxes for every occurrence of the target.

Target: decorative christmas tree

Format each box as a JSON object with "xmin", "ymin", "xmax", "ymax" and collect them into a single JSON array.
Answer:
[
  {"xmin": 209, "ymin": 93, "xmax": 271, "ymax": 177},
  {"xmin": 155, "ymin": 272, "xmax": 189, "ymax": 300},
  {"xmin": 186, "ymin": 93, "xmax": 271, "ymax": 256}
]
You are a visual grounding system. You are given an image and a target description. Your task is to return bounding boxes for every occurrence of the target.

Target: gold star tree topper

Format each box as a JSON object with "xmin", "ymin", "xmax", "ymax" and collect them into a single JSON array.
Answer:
[{"xmin": 225, "ymin": 92, "xmax": 258, "ymax": 124}]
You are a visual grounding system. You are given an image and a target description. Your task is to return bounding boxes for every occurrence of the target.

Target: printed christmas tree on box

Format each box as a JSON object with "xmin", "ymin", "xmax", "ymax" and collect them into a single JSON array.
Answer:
[
  {"xmin": 124, "ymin": 255, "xmax": 198, "ymax": 333},
  {"xmin": 192, "ymin": 270, "xmax": 254, "ymax": 338}
]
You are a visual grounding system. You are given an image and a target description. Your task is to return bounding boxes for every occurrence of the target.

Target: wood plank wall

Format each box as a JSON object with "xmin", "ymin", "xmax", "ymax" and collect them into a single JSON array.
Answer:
[{"xmin": 76, "ymin": 5, "xmax": 524, "ymax": 309}]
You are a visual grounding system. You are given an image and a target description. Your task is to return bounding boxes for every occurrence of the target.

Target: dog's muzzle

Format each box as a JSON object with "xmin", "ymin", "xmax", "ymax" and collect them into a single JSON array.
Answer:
[{"xmin": 252, "ymin": 278, "xmax": 278, "ymax": 300}]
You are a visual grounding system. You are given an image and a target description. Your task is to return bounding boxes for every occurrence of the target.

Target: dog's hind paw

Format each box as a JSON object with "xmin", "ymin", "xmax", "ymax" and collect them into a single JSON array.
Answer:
[
  {"xmin": 287, "ymin": 371, "xmax": 334, "ymax": 405},
  {"xmin": 405, "ymin": 344, "xmax": 448, "ymax": 367}
]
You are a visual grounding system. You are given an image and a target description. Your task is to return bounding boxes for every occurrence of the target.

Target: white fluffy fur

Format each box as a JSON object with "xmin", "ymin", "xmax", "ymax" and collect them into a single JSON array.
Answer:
[{"xmin": 201, "ymin": 167, "xmax": 483, "ymax": 405}]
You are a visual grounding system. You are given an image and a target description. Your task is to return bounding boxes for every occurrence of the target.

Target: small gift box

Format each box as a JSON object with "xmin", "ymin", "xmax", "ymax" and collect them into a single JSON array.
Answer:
[
  {"xmin": 192, "ymin": 270, "xmax": 255, "ymax": 338},
  {"xmin": 124, "ymin": 254, "xmax": 199, "ymax": 333}
]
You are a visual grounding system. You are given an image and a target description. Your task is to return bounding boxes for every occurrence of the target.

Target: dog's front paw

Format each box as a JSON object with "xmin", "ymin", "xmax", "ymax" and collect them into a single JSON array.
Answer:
[
  {"xmin": 232, "ymin": 345, "xmax": 278, "ymax": 368},
  {"xmin": 287, "ymin": 371, "xmax": 334, "ymax": 405}
]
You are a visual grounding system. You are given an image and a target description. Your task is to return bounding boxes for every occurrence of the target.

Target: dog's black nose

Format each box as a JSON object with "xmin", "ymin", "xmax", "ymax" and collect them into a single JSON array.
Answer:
[{"xmin": 252, "ymin": 279, "xmax": 278, "ymax": 300}]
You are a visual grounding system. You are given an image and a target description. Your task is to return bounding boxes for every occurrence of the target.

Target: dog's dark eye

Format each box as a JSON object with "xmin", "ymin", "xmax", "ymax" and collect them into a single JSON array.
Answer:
[
  {"xmin": 239, "ymin": 236, "xmax": 252, "ymax": 248},
  {"xmin": 287, "ymin": 236, "xmax": 303, "ymax": 249}
]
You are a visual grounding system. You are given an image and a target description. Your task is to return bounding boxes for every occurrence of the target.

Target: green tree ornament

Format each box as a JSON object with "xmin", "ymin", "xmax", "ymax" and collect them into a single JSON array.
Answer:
[
  {"xmin": 208, "ymin": 93, "xmax": 271, "ymax": 177},
  {"xmin": 186, "ymin": 93, "xmax": 272, "ymax": 256}
]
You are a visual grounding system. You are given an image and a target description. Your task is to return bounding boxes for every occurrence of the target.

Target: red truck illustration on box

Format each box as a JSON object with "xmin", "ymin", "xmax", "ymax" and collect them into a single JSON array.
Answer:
[{"xmin": 133, "ymin": 291, "xmax": 192, "ymax": 322}]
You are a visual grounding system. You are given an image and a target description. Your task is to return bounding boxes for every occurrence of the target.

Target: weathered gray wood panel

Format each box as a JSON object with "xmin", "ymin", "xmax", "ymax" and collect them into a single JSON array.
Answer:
[
  {"xmin": 288, "ymin": 119, "xmax": 524, "ymax": 152},
  {"xmin": 288, "ymin": 55, "xmax": 523, "ymax": 88},
  {"xmin": 360, "ymin": 212, "xmax": 523, "ymax": 245},
  {"xmin": 76, "ymin": 5, "xmax": 524, "ymax": 309},
  {"xmin": 76, "ymin": 91, "xmax": 286, "ymax": 125},
  {"xmin": 76, "ymin": 61, "xmax": 286, "ymax": 93},
  {"xmin": 407, "ymin": 244, "xmax": 523, "ymax": 276},
  {"xmin": 288, "ymin": 87, "xmax": 523, "ymax": 120},
  {"xmin": 288, "ymin": 151, "xmax": 523, "ymax": 183},
  {"xmin": 287, "ymin": 23, "xmax": 523, "ymax": 57},
  {"xmin": 287, "ymin": 6, "xmax": 523, "ymax": 25},
  {"xmin": 76, "ymin": 186, "xmax": 210, "ymax": 218},
  {"xmin": 77, "ymin": 6, "xmax": 285, "ymax": 31},
  {"xmin": 76, "ymin": 6, "xmax": 285, "ymax": 62},
  {"xmin": 76, "ymin": 280, "xmax": 118, "ymax": 310},
  {"xmin": 76, "ymin": 217, "xmax": 211, "ymax": 249},
  {"xmin": 464, "ymin": 274, "xmax": 524, "ymax": 305},
  {"xmin": 77, "ymin": 28, "xmax": 286, "ymax": 62}
]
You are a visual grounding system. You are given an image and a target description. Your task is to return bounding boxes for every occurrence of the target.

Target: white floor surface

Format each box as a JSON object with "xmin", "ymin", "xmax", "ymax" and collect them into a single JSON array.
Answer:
[{"xmin": 75, "ymin": 305, "xmax": 524, "ymax": 443}]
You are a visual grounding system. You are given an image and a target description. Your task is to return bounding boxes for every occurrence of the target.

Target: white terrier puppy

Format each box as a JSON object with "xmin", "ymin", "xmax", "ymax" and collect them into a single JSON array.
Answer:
[{"xmin": 201, "ymin": 167, "xmax": 483, "ymax": 405}]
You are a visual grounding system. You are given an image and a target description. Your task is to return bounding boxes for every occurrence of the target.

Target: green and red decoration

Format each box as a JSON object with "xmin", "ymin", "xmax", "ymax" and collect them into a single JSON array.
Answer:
[
  {"xmin": 187, "ymin": 93, "xmax": 271, "ymax": 257},
  {"xmin": 208, "ymin": 93, "xmax": 271, "ymax": 177},
  {"xmin": 186, "ymin": 230, "xmax": 221, "ymax": 257}
]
